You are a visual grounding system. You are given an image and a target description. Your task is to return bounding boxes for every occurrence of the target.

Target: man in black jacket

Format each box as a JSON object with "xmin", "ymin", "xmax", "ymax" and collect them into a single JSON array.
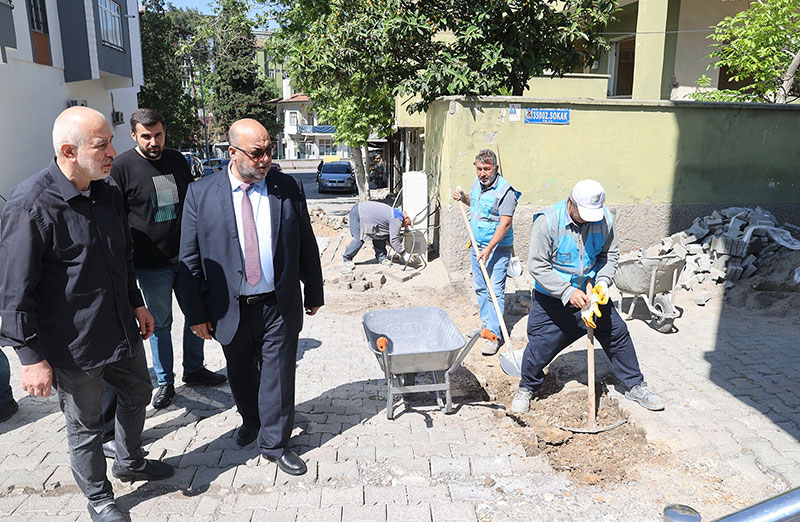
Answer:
[
  {"xmin": 179, "ymin": 118, "xmax": 324, "ymax": 476},
  {"xmin": 0, "ymin": 107, "xmax": 173, "ymax": 522},
  {"xmin": 111, "ymin": 108, "xmax": 226, "ymax": 410}
]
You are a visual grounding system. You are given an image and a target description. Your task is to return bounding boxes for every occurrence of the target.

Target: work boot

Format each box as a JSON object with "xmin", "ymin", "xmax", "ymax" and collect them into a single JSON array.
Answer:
[
  {"xmin": 510, "ymin": 388, "xmax": 534, "ymax": 414},
  {"xmin": 625, "ymin": 382, "xmax": 665, "ymax": 411},
  {"xmin": 481, "ymin": 337, "xmax": 502, "ymax": 356},
  {"xmin": 343, "ymin": 258, "xmax": 355, "ymax": 271},
  {"xmin": 377, "ymin": 257, "xmax": 393, "ymax": 267}
]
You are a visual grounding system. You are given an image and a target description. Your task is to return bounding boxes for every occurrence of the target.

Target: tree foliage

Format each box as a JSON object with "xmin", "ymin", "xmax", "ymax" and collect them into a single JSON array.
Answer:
[
  {"xmin": 188, "ymin": 0, "xmax": 280, "ymax": 139},
  {"xmin": 690, "ymin": 0, "xmax": 800, "ymax": 103},
  {"xmin": 138, "ymin": 0, "xmax": 200, "ymax": 147},
  {"xmin": 270, "ymin": 0, "xmax": 615, "ymax": 196}
]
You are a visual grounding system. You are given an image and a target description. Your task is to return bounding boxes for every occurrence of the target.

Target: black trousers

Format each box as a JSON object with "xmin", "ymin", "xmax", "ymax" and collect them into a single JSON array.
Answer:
[
  {"xmin": 520, "ymin": 291, "xmax": 644, "ymax": 392},
  {"xmin": 54, "ymin": 346, "xmax": 152, "ymax": 506},
  {"xmin": 222, "ymin": 297, "xmax": 298, "ymax": 459}
]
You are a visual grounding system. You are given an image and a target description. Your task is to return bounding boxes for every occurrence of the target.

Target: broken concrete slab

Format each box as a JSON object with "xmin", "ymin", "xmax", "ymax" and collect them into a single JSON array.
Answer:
[
  {"xmin": 685, "ymin": 221, "xmax": 710, "ymax": 240},
  {"xmin": 742, "ymin": 264, "xmax": 758, "ymax": 279},
  {"xmin": 386, "ymin": 269, "xmax": 421, "ymax": 283},
  {"xmin": 691, "ymin": 292, "xmax": 713, "ymax": 306},
  {"xmin": 351, "ymin": 281, "xmax": 371, "ymax": 292}
]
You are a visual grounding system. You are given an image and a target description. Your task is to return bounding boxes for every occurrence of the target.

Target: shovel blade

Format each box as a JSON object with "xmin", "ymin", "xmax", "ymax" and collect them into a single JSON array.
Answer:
[{"xmin": 498, "ymin": 349, "xmax": 525, "ymax": 377}]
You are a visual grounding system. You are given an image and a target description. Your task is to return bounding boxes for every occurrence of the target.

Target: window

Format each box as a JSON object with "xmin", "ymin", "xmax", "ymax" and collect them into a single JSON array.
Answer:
[
  {"xmin": 318, "ymin": 138, "xmax": 334, "ymax": 156},
  {"xmin": 26, "ymin": 0, "xmax": 51, "ymax": 66},
  {"xmin": 99, "ymin": 0, "xmax": 123, "ymax": 49},
  {"xmin": 289, "ymin": 112, "xmax": 298, "ymax": 126}
]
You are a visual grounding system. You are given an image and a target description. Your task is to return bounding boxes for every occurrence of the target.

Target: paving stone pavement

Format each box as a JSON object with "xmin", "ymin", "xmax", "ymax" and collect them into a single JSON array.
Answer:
[{"xmin": 1, "ymin": 273, "xmax": 799, "ymax": 521}]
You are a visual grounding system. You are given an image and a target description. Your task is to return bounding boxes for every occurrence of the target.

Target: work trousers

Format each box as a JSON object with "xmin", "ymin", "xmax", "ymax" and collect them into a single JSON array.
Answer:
[
  {"xmin": 222, "ymin": 296, "xmax": 299, "ymax": 459},
  {"xmin": 520, "ymin": 291, "xmax": 644, "ymax": 392},
  {"xmin": 137, "ymin": 264, "xmax": 205, "ymax": 385},
  {"xmin": 470, "ymin": 245, "xmax": 511, "ymax": 339},
  {"xmin": 343, "ymin": 205, "xmax": 388, "ymax": 262},
  {"xmin": 54, "ymin": 345, "xmax": 152, "ymax": 507}
]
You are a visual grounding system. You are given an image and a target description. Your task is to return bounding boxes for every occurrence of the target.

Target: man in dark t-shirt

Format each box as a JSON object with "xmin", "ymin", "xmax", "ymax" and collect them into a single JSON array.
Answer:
[{"xmin": 111, "ymin": 109, "xmax": 226, "ymax": 410}]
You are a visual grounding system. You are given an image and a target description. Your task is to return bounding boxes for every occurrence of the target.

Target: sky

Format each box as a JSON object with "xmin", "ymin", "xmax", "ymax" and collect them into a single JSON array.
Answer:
[{"xmin": 162, "ymin": 0, "xmax": 269, "ymax": 16}]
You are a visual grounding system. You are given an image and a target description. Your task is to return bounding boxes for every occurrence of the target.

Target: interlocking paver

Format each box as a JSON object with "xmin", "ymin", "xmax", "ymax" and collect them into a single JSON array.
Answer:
[
  {"xmin": 387, "ymin": 503, "xmax": 431, "ymax": 522},
  {"xmin": 342, "ymin": 504, "xmax": 387, "ymax": 522},
  {"xmin": 431, "ymin": 502, "xmax": 477, "ymax": 522},
  {"xmin": 365, "ymin": 485, "xmax": 407, "ymax": 506}
]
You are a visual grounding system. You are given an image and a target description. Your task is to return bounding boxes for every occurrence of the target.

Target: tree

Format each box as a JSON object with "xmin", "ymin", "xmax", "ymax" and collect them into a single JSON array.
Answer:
[
  {"xmin": 690, "ymin": 0, "xmax": 800, "ymax": 104},
  {"xmin": 138, "ymin": 0, "xmax": 199, "ymax": 147},
  {"xmin": 399, "ymin": 0, "xmax": 617, "ymax": 112},
  {"xmin": 189, "ymin": 0, "xmax": 280, "ymax": 140},
  {"xmin": 270, "ymin": 0, "xmax": 615, "ymax": 197}
]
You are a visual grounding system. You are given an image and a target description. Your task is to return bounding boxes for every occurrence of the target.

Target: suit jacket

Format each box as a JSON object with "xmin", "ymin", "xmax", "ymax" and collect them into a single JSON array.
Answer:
[{"xmin": 178, "ymin": 166, "xmax": 324, "ymax": 345}]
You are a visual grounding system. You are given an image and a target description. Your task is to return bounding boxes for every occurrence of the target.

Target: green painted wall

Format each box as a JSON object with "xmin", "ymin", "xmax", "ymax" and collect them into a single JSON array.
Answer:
[{"xmin": 427, "ymin": 96, "xmax": 800, "ymax": 207}]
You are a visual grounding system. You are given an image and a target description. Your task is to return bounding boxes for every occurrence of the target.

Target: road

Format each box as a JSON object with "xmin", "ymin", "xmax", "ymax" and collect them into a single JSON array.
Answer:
[{"xmin": 286, "ymin": 169, "xmax": 358, "ymax": 217}]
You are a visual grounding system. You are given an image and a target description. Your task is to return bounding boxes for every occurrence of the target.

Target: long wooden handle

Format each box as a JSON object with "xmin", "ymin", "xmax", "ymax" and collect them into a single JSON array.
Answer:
[
  {"xmin": 457, "ymin": 202, "xmax": 513, "ymax": 351},
  {"xmin": 586, "ymin": 282, "xmax": 596, "ymax": 428}
]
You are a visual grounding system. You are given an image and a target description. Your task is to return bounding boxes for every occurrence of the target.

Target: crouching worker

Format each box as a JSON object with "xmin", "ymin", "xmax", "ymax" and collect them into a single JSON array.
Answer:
[
  {"xmin": 343, "ymin": 201, "xmax": 415, "ymax": 268},
  {"xmin": 511, "ymin": 179, "xmax": 665, "ymax": 414}
]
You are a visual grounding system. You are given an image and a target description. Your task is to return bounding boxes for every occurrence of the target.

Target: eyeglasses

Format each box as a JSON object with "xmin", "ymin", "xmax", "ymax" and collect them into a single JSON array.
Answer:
[{"xmin": 231, "ymin": 145, "xmax": 272, "ymax": 160}]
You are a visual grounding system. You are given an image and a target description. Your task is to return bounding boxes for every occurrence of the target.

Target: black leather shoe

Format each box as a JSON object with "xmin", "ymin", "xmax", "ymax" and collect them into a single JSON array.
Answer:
[
  {"xmin": 182, "ymin": 367, "xmax": 227, "ymax": 386},
  {"xmin": 87, "ymin": 502, "xmax": 127, "ymax": 522},
  {"xmin": 235, "ymin": 424, "xmax": 258, "ymax": 447},
  {"xmin": 268, "ymin": 450, "xmax": 307, "ymax": 476},
  {"xmin": 112, "ymin": 459, "xmax": 174, "ymax": 483},
  {"xmin": 152, "ymin": 384, "xmax": 175, "ymax": 409},
  {"xmin": 0, "ymin": 400, "xmax": 18, "ymax": 422}
]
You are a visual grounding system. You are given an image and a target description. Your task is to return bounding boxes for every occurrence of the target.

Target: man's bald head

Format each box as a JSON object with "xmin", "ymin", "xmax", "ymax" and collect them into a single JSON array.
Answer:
[
  {"xmin": 52, "ymin": 106, "xmax": 108, "ymax": 157},
  {"xmin": 228, "ymin": 118, "xmax": 268, "ymax": 148},
  {"xmin": 228, "ymin": 118, "xmax": 272, "ymax": 184}
]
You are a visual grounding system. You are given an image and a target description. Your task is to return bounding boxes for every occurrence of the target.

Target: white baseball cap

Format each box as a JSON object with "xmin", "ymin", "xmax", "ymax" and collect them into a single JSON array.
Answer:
[{"xmin": 571, "ymin": 179, "xmax": 606, "ymax": 222}]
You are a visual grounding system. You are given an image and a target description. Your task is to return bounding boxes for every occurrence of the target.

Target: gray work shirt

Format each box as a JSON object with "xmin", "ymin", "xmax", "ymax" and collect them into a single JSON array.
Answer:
[
  {"xmin": 356, "ymin": 201, "xmax": 405, "ymax": 254},
  {"xmin": 527, "ymin": 210, "xmax": 619, "ymax": 305}
]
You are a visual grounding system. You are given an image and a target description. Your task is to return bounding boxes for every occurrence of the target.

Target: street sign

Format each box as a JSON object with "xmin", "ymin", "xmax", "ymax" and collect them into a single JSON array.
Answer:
[{"xmin": 524, "ymin": 108, "xmax": 570, "ymax": 125}]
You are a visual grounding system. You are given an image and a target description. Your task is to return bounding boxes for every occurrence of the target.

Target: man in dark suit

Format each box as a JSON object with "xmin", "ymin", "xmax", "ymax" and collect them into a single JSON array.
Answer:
[{"xmin": 179, "ymin": 118, "xmax": 323, "ymax": 476}]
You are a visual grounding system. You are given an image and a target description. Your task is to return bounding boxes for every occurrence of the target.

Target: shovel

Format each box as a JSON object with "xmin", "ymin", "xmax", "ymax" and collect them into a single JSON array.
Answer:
[
  {"xmin": 456, "ymin": 196, "xmax": 522, "ymax": 377},
  {"xmin": 555, "ymin": 283, "xmax": 626, "ymax": 434}
]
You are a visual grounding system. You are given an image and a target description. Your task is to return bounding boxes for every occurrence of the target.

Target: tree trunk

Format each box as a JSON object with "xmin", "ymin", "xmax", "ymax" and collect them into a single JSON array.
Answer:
[
  {"xmin": 351, "ymin": 144, "xmax": 370, "ymax": 201},
  {"xmin": 776, "ymin": 47, "xmax": 800, "ymax": 104}
]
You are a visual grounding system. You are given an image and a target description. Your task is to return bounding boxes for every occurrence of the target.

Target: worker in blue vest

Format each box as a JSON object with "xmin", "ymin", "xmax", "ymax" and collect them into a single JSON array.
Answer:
[
  {"xmin": 453, "ymin": 150, "xmax": 521, "ymax": 356},
  {"xmin": 510, "ymin": 179, "xmax": 664, "ymax": 414}
]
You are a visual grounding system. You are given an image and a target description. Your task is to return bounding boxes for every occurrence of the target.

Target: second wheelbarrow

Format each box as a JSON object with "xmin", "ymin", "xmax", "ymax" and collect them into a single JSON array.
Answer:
[
  {"xmin": 614, "ymin": 254, "xmax": 686, "ymax": 333},
  {"xmin": 362, "ymin": 306, "xmax": 483, "ymax": 420}
]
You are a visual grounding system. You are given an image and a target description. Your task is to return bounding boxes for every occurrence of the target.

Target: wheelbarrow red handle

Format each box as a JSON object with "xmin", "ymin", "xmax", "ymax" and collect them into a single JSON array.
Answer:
[
  {"xmin": 480, "ymin": 328, "xmax": 498, "ymax": 342},
  {"xmin": 376, "ymin": 337, "xmax": 389, "ymax": 352}
]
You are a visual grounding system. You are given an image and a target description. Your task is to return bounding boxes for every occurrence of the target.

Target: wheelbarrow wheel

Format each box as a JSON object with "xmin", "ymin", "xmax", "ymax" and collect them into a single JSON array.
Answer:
[{"xmin": 650, "ymin": 294, "xmax": 675, "ymax": 333}]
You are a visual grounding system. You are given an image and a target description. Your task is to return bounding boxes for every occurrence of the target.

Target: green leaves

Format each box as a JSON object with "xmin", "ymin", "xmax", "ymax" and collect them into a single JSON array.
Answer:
[{"xmin": 690, "ymin": 0, "xmax": 800, "ymax": 103}]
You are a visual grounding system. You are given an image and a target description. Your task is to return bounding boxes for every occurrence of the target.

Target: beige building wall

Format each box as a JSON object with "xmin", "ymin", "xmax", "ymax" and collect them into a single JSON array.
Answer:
[
  {"xmin": 426, "ymin": 96, "xmax": 800, "ymax": 271},
  {"xmin": 671, "ymin": 0, "xmax": 750, "ymax": 100}
]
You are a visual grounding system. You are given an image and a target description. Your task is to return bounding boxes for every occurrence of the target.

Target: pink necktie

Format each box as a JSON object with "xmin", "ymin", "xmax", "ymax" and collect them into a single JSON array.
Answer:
[{"xmin": 240, "ymin": 183, "xmax": 261, "ymax": 286}]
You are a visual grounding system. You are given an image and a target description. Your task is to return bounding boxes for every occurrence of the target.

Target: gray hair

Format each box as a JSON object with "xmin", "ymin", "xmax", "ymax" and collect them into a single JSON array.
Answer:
[
  {"xmin": 474, "ymin": 149, "xmax": 498, "ymax": 169},
  {"xmin": 52, "ymin": 107, "xmax": 105, "ymax": 156}
]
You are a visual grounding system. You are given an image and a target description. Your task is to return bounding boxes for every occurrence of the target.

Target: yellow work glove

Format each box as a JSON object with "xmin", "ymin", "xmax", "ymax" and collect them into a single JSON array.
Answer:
[
  {"xmin": 592, "ymin": 281, "xmax": 609, "ymax": 305},
  {"xmin": 581, "ymin": 282, "xmax": 608, "ymax": 329}
]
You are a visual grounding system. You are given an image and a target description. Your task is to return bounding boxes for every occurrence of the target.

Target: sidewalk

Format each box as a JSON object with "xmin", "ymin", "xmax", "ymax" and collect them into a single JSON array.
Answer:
[{"xmin": 0, "ymin": 269, "xmax": 798, "ymax": 522}]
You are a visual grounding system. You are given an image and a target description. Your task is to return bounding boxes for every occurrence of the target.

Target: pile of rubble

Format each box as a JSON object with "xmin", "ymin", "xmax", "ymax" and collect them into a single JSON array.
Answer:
[
  {"xmin": 324, "ymin": 266, "xmax": 421, "ymax": 292},
  {"xmin": 310, "ymin": 207, "xmax": 347, "ymax": 230},
  {"xmin": 654, "ymin": 207, "xmax": 786, "ymax": 291}
]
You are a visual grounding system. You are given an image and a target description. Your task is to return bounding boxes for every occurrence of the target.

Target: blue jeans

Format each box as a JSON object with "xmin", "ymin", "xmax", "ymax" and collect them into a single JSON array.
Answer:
[
  {"xmin": 0, "ymin": 348, "xmax": 13, "ymax": 405},
  {"xmin": 137, "ymin": 265, "xmax": 204, "ymax": 385},
  {"xmin": 471, "ymin": 245, "xmax": 511, "ymax": 339}
]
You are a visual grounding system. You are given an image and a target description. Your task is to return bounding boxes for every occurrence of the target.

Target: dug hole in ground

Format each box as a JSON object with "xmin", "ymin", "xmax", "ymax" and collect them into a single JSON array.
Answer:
[{"xmin": 311, "ymin": 206, "xmax": 800, "ymax": 520}]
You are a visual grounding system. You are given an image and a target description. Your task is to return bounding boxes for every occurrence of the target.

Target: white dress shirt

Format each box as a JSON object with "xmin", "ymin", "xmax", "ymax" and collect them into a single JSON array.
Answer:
[{"xmin": 229, "ymin": 171, "xmax": 275, "ymax": 295}]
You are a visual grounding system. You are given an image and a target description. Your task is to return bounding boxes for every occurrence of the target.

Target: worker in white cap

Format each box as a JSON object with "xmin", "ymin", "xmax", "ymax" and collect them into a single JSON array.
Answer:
[{"xmin": 510, "ymin": 179, "xmax": 665, "ymax": 414}]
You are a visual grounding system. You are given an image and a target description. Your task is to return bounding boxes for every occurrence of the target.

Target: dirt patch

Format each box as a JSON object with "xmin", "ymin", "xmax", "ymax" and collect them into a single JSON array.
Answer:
[
  {"xmin": 724, "ymin": 247, "xmax": 800, "ymax": 315},
  {"xmin": 310, "ymin": 207, "xmax": 347, "ymax": 238}
]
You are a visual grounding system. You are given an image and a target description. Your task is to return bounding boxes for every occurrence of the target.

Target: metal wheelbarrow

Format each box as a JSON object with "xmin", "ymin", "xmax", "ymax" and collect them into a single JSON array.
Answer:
[
  {"xmin": 614, "ymin": 254, "xmax": 686, "ymax": 333},
  {"xmin": 362, "ymin": 307, "xmax": 483, "ymax": 420}
]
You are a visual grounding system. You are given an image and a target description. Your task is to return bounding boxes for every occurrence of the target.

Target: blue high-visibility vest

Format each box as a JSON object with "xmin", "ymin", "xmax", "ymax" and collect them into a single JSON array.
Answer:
[
  {"xmin": 533, "ymin": 198, "xmax": 612, "ymax": 295},
  {"xmin": 469, "ymin": 175, "xmax": 521, "ymax": 248}
]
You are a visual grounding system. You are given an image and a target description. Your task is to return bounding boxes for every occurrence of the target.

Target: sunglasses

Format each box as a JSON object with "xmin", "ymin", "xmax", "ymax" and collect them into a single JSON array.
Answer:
[{"xmin": 231, "ymin": 145, "xmax": 272, "ymax": 160}]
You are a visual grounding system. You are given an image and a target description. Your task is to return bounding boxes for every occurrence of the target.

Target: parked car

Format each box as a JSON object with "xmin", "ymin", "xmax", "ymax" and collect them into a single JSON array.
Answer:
[
  {"xmin": 202, "ymin": 157, "xmax": 230, "ymax": 177},
  {"xmin": 317, "ymin": 161, "xmax": 356, "ymax": 194}
]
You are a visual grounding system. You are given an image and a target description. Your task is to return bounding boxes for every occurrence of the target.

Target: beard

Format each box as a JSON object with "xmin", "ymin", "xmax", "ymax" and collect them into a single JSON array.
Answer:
[
  {"xmin": 236, "ymin": 159, "xmax": 268, "ymax": 183},
  {"xmin": 139, "ymin": 145, "xmax": 162, "ymax": 160},
  {"xmin": 77, "ymin": 153, "xmax": 109, "ymax": 181}
]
